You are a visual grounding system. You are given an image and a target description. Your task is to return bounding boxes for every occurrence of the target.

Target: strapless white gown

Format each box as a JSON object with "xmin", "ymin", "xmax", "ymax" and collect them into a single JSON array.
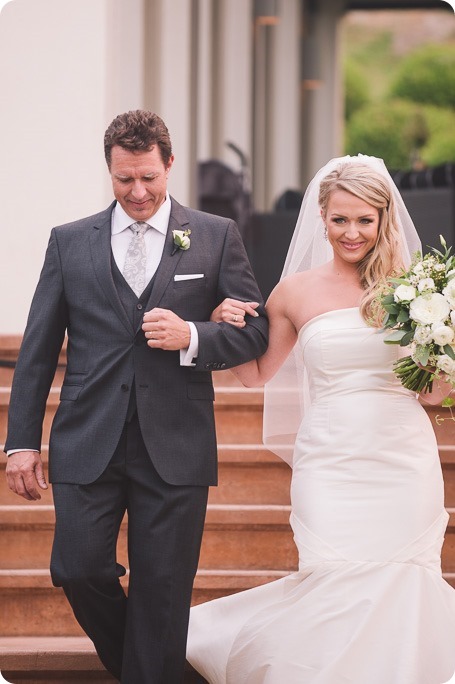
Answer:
[{"xmin": 187, "ymin": 308, "xmax": 455, "ymax": 683}]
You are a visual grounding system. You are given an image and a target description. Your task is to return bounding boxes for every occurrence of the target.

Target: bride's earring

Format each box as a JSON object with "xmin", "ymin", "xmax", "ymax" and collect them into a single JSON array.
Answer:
[{"xmin": 323, "ymin": 225, "xmax": 328, "ymax": 241}]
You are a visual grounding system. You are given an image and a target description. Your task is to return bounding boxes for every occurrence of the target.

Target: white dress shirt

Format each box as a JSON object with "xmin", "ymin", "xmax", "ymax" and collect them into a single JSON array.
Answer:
[
  {"xmin": 111, "ymin": 196, "xmax": 169, "ymax": 284},
  {"xmin": 111, "ymin": 195, "xmax": 198, "ymax": 367}
]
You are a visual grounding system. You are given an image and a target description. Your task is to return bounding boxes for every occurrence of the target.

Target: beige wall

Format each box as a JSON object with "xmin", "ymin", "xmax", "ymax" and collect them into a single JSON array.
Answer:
[{"xmin": 0, "ymin": 0, "xmax": 111, "ymax": 332}]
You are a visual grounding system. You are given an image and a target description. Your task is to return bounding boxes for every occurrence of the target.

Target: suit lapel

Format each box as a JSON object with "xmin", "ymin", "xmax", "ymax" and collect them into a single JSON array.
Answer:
[
  {"xmin": 89, "ymin": 202, "xmax": 133, "ymax": 335},
  {"xmin": 139, "ymin": 198, "xmax": 189, "ymax": 328}
]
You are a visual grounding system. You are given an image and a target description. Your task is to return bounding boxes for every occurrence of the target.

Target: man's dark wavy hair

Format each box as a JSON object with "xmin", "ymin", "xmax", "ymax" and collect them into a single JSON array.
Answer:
[{"xmin": 104, "ymin": 110, "xmax": 172, "ymax": 168}]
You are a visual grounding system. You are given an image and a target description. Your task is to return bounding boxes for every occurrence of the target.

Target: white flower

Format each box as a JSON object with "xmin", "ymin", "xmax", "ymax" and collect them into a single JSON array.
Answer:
[
  {"xmin": 432, "ymin": 324, "xmax": 454, "ymax": 346},
  {"xmin": 443, "ymin": 280, "xmax": 455, "ymax": 308},
  {"xmin": 172, "ymin": 229, "xmax": 191, "ymax": 253},
  {"xmin": 450, "ymin": 310, "xmax": 455, "ymax": 326},
  {"xmin": 394, "ymin": 284, "xmax": 416, "ymax": 303},
  {"xmin": 413, "ymin": 263, "xmax": 425, "ymax": 275},
  {"xmin": 417, "ymin": 278, "xmax": 435, "ymax": 293},
  {"xmin": 414, "ymin": 325, "xmax": 434, "ymax": 345},
  {"xmin": 434, "ymin": 263, "xmax": 445, "ymax": 272},
  {"xmin": 436, "ymin": 354, "xmax": 455, "ymax": 376},
  {"xmin": 447, "ymin": 269, "xmax": 455, "ymax": 280},
  {"xmin": 409, "ymin": 293, "xmax": 451, "ymax": 326}
]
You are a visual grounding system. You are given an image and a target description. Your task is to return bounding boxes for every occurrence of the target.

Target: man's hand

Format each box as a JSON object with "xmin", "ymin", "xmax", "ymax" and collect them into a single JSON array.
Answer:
[
  {"xmin": 6, "ymin": 451, "xmax": 48, "ymax": 501},
  {"xmin": 142, "ymin": 308, "xmax": 191, "ymax": 350}
]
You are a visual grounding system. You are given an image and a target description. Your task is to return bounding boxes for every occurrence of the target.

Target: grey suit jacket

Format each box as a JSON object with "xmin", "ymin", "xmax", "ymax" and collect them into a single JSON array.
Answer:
[{"xmin": 5, "ymin": 198, "xmax": 268, "ymax": 486}]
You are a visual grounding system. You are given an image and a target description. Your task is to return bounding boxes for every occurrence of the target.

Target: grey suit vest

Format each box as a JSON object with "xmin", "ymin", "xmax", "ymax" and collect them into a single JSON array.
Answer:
[{"xmin": 111, "ymin": 252, "xmax": 156, "ymax": 421}]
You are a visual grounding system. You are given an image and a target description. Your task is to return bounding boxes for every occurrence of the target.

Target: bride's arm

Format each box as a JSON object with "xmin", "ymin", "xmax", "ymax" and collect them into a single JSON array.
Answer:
[{"xmin": 211, "ymin": 282, "xmax": 298, "ymax": 387}]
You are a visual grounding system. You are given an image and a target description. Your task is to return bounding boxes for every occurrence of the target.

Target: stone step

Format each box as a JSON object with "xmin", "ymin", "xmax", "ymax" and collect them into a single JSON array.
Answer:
[
  {"xmin": 3, "ymin": 390, "xmax": 453, "ymax": 453},
  {"xmin": 0, "ymin": 636, "xmax": 207, "ymax": 683},
  {"xmin": 0, "ymin": 445, "xmax": 292, "ymax": 507},
  {"xmin": 0, "ymin": 568, "xmax": 287, "ymax": 637},
  {"xmin": 4, "ymin": 446, "xmax": 455, "ymax": 508},
  {"xmin": 3, "ymin": 392, "xmax": 455, "ymax": 466},
  {"xmin": 0, "ymin": 385, "xmax": 265, "ymax": 447},
  {"xmin": 0, "ymin": 504, "xmax": 298, "ymax": 572},
  {"xmin": 1, "ymin": 564, "xmax": 453, "ymax": 639},
  {"xmin": 3, "ymin": 443, "xmax": 455, "ymax": 509},
  {"xmin": 2, "ymin": 502, "xmax": 455, "ymax": 574},
  {"xmin": 426, "ymin": 405, "xmax": 455, "ymax": 444},
  {"xmin": 0, "ymin": 366, "xmax": 66, "ymax": 388}
]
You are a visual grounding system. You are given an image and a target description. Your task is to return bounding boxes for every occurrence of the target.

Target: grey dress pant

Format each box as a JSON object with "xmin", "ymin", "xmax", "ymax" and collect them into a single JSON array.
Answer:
[{"xmin": 50, "ymin": 412, "xmax": 208, "ymax": 683}]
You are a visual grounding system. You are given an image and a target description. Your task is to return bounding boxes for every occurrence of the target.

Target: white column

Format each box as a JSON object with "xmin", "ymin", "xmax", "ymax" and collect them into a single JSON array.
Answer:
[
  {"xmin": 252, "ymin": 15, "xmax": 274, "ymax": 211},
  {"xmin": 252, "ymin": 0, "xmax": 302, "ymax": 211},
  {"xmin": 196, "ymin": 0, "xmax": 215, "ymax": 162},
  {"xmin": 268, "ymin": 0, "xmax": 302, "ymax": 209},
  {"xmin": 212, "ymin": 0, "xmax": 253, "ymax": 173},
  {"xmin": 301, "ymin": 0, "xmax": 345, "ymax": 186},
  {"xmin": 143, "ymin": 0, "xmax": 195, "ymax": 206}
]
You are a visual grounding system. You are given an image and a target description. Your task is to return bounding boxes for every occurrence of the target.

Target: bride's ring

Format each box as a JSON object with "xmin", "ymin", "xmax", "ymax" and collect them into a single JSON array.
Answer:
[{"xmin": 232, "ymin": 314, "xmax": 238, "ymax": 323}]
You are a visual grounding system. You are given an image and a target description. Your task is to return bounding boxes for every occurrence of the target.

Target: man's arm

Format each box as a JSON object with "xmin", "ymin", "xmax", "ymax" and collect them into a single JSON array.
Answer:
[
  {"xmin": 142, "ymin": 220, "xmax": 268, "ymax": 369},
  {"xmin": 191, "ymin": 221, "xmax": 268, "ymax": 370},
  {"xmin": 5, "ymin": 230, "xmax": 68, "ymax": 498}
]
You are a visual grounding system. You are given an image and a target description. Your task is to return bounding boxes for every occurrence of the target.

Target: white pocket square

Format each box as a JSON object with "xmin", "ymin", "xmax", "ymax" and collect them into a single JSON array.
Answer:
[{"xmin": 174, "ymin": 274, "xmax": 204, "ymax": 281}]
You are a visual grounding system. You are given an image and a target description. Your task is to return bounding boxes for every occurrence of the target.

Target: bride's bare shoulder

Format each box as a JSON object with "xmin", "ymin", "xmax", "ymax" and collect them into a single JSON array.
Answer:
[
  {"xmin": 267, "ymin": 269, "xmax": 327, "ymax": 316},
  {"xmin": 274, "ymin": 267, "xmax": 327, "ymax": 294}
]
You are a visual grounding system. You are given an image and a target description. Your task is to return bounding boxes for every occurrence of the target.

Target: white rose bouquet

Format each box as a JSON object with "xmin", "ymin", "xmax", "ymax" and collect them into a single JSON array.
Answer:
[{"xmin": 380, "ymin": 236, "xmax": 455, "ymax": 401}]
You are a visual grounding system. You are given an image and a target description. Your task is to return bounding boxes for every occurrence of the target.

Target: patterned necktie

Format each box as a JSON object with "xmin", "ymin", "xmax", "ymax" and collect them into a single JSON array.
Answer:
[{"xmin": 122, "ymin": 221, "xmax": 149, "ymax": 296}]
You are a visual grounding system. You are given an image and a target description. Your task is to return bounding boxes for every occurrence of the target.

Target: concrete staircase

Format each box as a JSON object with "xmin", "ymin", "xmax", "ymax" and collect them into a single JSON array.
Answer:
[{"xmin": 1, "ymin": 335, "xmax": 455, "ymax": 682}]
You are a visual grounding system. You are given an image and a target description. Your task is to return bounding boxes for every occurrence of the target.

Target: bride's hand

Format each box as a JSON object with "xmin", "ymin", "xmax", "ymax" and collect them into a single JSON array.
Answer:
[
  {"xmin": 210, "ymin": 298, "xmax": 260, "ymax": 328},
  {"xmin": 419, "ymin": 368, "xmax": 454, "ymax": 405}
]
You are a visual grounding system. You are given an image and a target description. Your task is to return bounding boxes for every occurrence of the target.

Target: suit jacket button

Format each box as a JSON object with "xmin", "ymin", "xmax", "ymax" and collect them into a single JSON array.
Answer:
[
  {"xmin": 121, "ymin": 384, "xmax": 129, "ymax": 392},
  {"xmin": 136, "ymin": 303, "xmax": 143, "ymax": 310}
]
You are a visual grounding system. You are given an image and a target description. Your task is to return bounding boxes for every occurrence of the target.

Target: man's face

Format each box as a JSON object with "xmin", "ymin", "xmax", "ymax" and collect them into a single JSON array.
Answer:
[{"xmin": 110, "ymin": 145, "xmax": 174, "ymax": 221}]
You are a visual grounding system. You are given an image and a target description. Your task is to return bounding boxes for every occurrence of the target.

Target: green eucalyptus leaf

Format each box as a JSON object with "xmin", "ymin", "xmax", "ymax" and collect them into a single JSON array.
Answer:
[
  {"xmin": 384, "ymin": 330, "xmax": 407, "ymax": 344},
  {"xmin": 389, "ymin": 278, "xmax": 411, "ymax": 285},
  {"xmin": 443, "ymin": 344, "xmax": 455, "ymax": 360},
  {"xmin": 397, "ymin": 309, "xmax": 410, "ymax": 323},
  {"xmin": 400, "ymin": 330, "xmax": 415, "ymax": 347},
  {"xmin": 382, "ymin": 294, "xmax": 395, "ymax": 305},
  {"xmin": 414, "ymin": 346, "xmax": 430, "ymax": 367},
  {"xmin": 383, "ymin": 303, "xmax": 400, "ymax": 314}
]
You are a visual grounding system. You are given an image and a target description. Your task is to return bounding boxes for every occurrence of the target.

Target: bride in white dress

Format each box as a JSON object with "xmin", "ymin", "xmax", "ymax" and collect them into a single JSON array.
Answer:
[{"xmin": 186, "ymin": 155, "xmax": 455, "ymax": 683}]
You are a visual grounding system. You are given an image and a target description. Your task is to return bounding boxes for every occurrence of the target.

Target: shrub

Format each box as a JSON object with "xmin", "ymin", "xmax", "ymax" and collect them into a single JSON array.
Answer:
[
  {"xmin": 390, "ymin": 43, "xmax": 455, "ymax": 109},
  {"xmin": 345, "ymin": 99, "xmax": 429, "ymax": 169},
  {"xmin": 344, "ymin": 59, "xmax": 369, "ymax": 120},
  {"xmin": 420, "ymin": 104, "xmax": 455, "ymax": 166}
]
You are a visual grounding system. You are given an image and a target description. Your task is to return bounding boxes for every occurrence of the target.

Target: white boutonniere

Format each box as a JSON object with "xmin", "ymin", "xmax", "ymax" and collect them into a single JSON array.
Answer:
[{"xmin": 172, "ymin": 229, "xmax": 191, "ymax": 255}]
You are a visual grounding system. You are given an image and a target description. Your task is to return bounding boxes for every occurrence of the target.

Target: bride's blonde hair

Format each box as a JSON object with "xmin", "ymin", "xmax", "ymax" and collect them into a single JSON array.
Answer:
[{"xmin": 318, "ymin": 162, "xmax": 403, "ymax": 324}]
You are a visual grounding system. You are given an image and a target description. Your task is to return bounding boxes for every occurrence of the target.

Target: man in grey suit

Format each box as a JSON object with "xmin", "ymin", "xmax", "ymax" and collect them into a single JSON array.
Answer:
[{"xmin": 5, "ymin": 110, "xmax": 268, "ymax": 683}]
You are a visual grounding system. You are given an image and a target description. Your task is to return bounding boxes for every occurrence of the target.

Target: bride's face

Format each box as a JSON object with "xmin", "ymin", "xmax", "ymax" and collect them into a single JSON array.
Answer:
[{"xmin": 323, "ymin": 189, "xmax": 380, "ymax": 265}]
